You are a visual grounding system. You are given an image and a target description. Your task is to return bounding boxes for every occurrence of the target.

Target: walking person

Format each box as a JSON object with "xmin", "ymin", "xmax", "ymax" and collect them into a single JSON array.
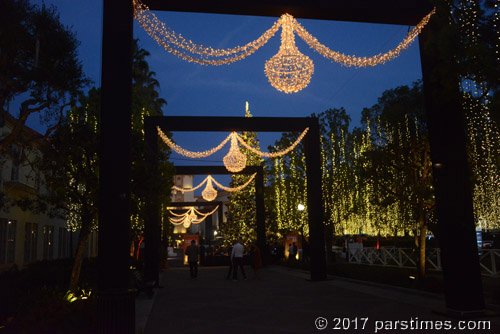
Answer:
[
  {"xmin": 287, "ymin": 243, "xmax": 293, "ymax": 263},
  {"xmin": 231, "ymin": 238, "xmax": 247, "ymax": 280},
  {"xmin": 292, "ymin": 242, "xmax": 298, "ymax": 261},
  {"xmin": 185, "ymin": 240, "xmax": 200, "ymax": 279},
  {"xmin": 226, "ymin": 245, "xmax": 233, "ymax": 280},
  {"xmin": 251, "ymin": 243, "xmax": 262, "ymax": 280}
]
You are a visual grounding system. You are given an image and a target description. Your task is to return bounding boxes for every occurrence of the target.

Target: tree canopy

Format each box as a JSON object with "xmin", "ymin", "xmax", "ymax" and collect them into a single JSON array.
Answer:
[{"xmin": 0, "ymin": 0, "xmax": 88, "ymax": 152}]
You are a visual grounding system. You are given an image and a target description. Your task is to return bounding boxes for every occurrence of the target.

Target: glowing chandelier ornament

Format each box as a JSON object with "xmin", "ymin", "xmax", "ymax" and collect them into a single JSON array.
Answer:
[
  {"xmin": 134, "ymin": 0, "xmax": 436, "ymax": 93},
  {"xmin": 182, "ymin": 216, "xmax": 191, "ymax": 228},
  {"xmin": 223, "ymin": 134, "xmax": 247, "ymax": 172},
  {"xmin": 172, "ymin": 173, "xmax": 257, "ymax": 201},
  {"xmin": 265, "ymin": 14, "xmax": 314, "ymax": 93},
  {"xmin": 158, "ymin": 126, "xmax": 309, "ymax": 172},
  {"xmin": 201, "ymin": 177, "xmax": 218, "ymax": 201}
]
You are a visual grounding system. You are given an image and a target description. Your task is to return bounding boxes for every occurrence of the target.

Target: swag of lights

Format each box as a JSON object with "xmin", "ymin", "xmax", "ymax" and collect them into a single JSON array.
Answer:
[
  {"xmin": 168, "ymin": 206, "xmax": 219, "ymax": 228},
  {"xmin": 158, "ymin": 126, "xmax": 308, "ymax": 172},
  {"xmin": 133, "ymin": 0, "xmax": 435, "ymax": 93},
  {"xmin": 172, "ymin": 173, "xmax": 257, "ymax": 201}
]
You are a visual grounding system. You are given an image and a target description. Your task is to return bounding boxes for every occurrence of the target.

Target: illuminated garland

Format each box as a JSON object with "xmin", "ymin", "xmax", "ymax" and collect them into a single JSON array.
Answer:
[
  {"xmin": 209, "ymin": 173, "xmax": 256, "ymax": 192},
  {"xmin": 172, "ymin": 176, "xmax": 208, "ymax": 194},
  {"xmin": 158, "ymin": 127, "xmax": 309, "ymax": 172},
  {"xmin": 172, "ymin": 173, "xmax": 257, "ymax": 201},
  {"xmin": 292, "ymin": 8, "xmax": 436, "ymax": 68},
  {"xmin": 133, "ymin": 0, "xmax": 281, "ymax": 65},
  {"xmin": 236, "ymin": 127, "xmax": 309, "ymax": 158},
  {"xmin": 134, "ymin": 0, "xmax": 435, "ymax": 93},
  {"xmin": 158, "ymin": 127, "xmax": 232, "ymax": 158},
  {"xmin": 168, "ymin": 206, "xmax": 219, "ymax": 228}
]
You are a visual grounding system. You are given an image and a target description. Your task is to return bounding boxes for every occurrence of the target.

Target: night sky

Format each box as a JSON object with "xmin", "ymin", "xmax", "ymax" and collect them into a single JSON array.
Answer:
[{"xmin": 26, "ymin": 0, "xmax": 426, "ymax": 187}]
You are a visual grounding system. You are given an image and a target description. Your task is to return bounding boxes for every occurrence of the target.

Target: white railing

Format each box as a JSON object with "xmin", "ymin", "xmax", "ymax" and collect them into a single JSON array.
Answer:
[
  {"xmin": 479, "ymin": 249, "xmax": 500, "ymax": 278},
  {"xmin": 348, "ymin": 247, "xmax": 499, "ymax": 278}
]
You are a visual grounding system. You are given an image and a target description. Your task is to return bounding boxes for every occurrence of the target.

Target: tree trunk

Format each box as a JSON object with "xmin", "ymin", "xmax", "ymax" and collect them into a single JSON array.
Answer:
[
  {"xmin": 324, "ymin": 222, "xmax": 334, "ymax": 262},
  {"xmin": 68, "ymin": 220, "xmax": 92, "ymax": 292},
  {"xmin": 417, "ymin": 213, "xmax": 427, "ymax": 286}
]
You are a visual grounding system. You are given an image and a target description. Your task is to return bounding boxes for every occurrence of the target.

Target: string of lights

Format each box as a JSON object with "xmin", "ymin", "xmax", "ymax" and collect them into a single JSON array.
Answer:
[
  {"xmin": 193, "ymin": 206, "xmax": 219, "ymax": 217},
  {"xmin": 236, "ymin": 127, "xmax": 309, "ymax": 157},
  {"xmin": 292, "ymin": 8, "xmax": 436, "ymax": 68},
  {"xmin": 157, "ymin": 126, "xmax": 232, "ymax": 158},
  {"xmin": 168, "ymin": 206, "xmax": 220, "ymax": 228},
  {"xmin": 133, "ymin": 0, "xmax": 282, "ymax": 65},
  {"xmin": 171, "ymin": 174, "xmax": 257, "ymax": 201},
  {"xmin": 169, "ymin": 210, "xmax": 190, "ymax": 218},
  {"xmin": 169, "ymin": 215, "xmax": 187, "ymax": 222},
  {"xmin": 134, "ymin": 0, "xmax": 435, "ymax": 93},
  {"xmin": 210, "ymin": 173, "xmax": 256, "ymax": 192},
  {"xmin": 172, "ymin": 177, "xmax": 208, "ymax": 194}
]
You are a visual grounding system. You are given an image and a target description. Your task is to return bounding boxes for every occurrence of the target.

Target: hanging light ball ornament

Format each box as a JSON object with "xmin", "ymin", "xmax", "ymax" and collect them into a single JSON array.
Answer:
[
  {"xmin": 182, "ymin": 216, "xmax": 191, "ymax": 228},
  {"xmin": 265, "ymin": 14, "xmax": 314, "ymax": 94},
  {"xmin": 223, "ymin": 134, "xmax": 247, "ymax": 172},
  {"xmin": 202, "ymin": 178, "xmax": 218, "ymax": 201},
  {"xmin": 188, "ymin": 210, "xmax": 197, "ymax": 222}
]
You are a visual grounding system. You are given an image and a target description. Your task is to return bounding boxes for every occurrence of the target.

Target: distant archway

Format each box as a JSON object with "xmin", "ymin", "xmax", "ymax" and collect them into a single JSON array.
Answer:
[{"xmin": 144, "ymin": 116, "xmax": 326, "ymax": 285}]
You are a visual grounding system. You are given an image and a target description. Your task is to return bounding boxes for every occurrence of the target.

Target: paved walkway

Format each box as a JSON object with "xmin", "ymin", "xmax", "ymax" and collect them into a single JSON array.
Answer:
[{"xmin": 137, "ymin": 265, "xmax": 500, "ymax": 334}]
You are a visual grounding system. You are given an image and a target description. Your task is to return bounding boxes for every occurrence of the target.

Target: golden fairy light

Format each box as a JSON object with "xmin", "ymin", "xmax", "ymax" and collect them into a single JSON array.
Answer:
[
  {"xmin": 158, "ymin": 127, "xmax": 309, "ymax": 172},
  {"xmin": 134, "ymin": 0, "xmax": 435, "ymax": 93}
]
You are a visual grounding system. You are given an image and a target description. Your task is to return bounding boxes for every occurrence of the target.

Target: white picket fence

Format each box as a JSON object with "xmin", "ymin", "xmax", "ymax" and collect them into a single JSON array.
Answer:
[{"xmin": 348, "ymin": 247, "xmax": 500, "ymax": 278}]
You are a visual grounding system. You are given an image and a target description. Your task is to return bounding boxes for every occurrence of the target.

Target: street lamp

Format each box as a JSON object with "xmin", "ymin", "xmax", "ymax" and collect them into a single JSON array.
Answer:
[{"xmin": 296, "ymin": 204, "xmax": 306, "ymax": 261}]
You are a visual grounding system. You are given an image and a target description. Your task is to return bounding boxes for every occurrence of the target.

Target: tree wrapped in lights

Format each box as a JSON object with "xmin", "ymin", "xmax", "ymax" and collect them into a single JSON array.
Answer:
[
  {"xmin": 34, "ymin": 41, "xmax": 174, "ymax": 292},
  {"xmin": 268, "ymin": 133, "xmax": 308, "ymax": 237},
  {"xmin": 221, "ymin": 103, "xmax": 264, "ymax": 246},
  {"xmin": 316, "ymin": 108, "xmax": 357, "ymax": 259},
  {"xmin": 266, "ymin": 83, "xmax": 435, "ymax": 276},
  {"xmin": 450, "ymin": 0, "xmax": 500, "ymax": 231},
  {"xmin": 359, "ymin": 81, "xmax": 435, "ymax": 280}
]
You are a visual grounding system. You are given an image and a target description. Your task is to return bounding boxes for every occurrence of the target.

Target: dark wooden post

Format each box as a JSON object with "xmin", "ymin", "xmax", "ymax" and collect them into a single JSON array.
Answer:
[
  {"xmin": 205, "ymin": 213, "xmax": 213, "ymax": 243},
  {"xmin": 97, "ymin": 0, "xmax": 134, "ymax": 333},
  {"xmin": 218, "ymin": 204, "xmax": 224, "ymax": 231},
  {"xmin": 304, "ymin": 117, "xmax": 327, "ymax": 281},
  {"xmin": 255, "ymin": 166, "xmax": 266, "ymax": 253},
  {"xmin": 144, "ymin": 118, "xmax": 161, "ymax": 285},
  {"xmin": 419, "ymin": 10, "xmax": 484, "ymax": 314}
]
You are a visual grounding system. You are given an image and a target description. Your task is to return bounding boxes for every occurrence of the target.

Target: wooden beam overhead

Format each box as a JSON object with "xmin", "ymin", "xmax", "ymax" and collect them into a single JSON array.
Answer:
[
  {"xmin": 141, "ymin": 0, "xmax": 433, "ymax": 26},
  {"xmin": 149, "ymin": 116, "xmax": 312, "ymax": 132},
  {"xmin": 175, "ymin": 165, "xmax": 262, "ymax": 175}
]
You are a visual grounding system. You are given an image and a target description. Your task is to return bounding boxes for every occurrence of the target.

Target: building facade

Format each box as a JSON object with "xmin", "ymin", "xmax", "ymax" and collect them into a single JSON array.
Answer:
[{"xmin": 0, "ymin": 115, "xmax": 96, "ymax": 271}]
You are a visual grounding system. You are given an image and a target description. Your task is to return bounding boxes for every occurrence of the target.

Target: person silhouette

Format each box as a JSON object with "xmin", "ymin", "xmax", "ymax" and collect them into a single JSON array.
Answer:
[
  {"xmin": 185, "ymin": 240, "xmax": 200, "ymax": 279},
  {"xmin": 231, "ymin": 238, "xmax": 247, "ymax": 280}
]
